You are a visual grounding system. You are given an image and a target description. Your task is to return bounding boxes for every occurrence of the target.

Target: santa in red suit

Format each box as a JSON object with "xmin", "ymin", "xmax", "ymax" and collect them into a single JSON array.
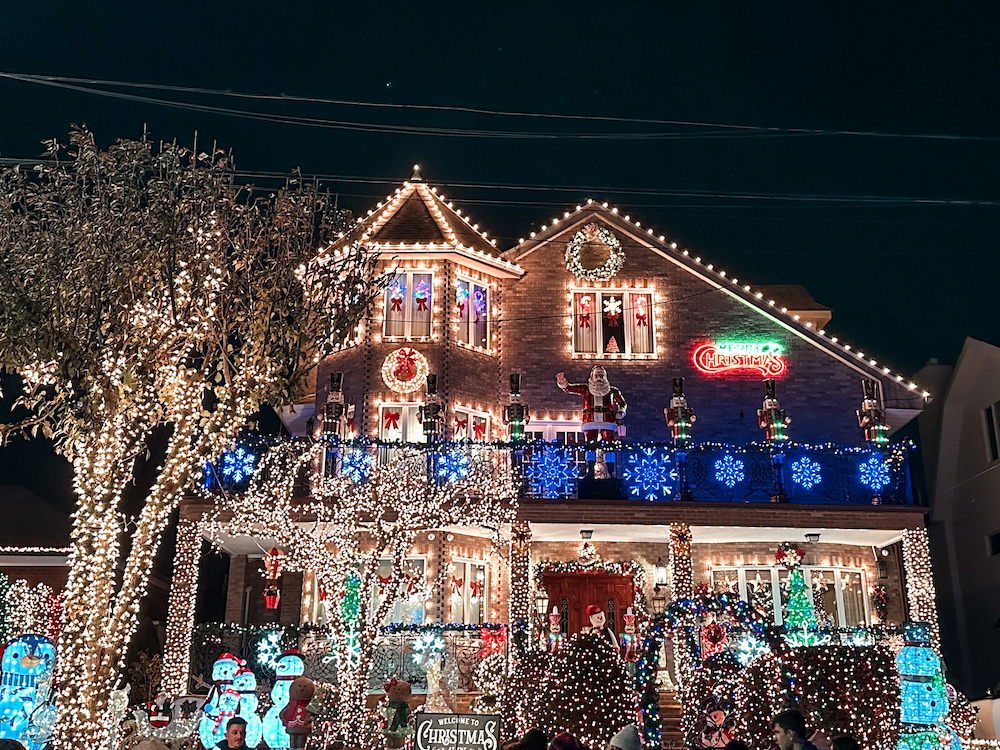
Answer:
[{"xmin": 556, "ymin": 366, "xmax": 627, "ymax": 442}]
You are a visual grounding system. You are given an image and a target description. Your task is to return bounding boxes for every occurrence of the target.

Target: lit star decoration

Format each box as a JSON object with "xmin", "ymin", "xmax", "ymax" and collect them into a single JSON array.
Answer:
[
  {"xmin": 791, "ymin": 456, "xmax": 822, "ymax": 489},
  {"xmin": 860, "ymin": 455, "xmax": 891, "ymax": 491},
  {"xmin": 222, "ymin": 447, "xmax": 256, "ymax": 483},
  {"xmin": 436, "ymin": 450, "xmax": 471, "ymax": 483},
  {"xmin": 525, "ymin": 446, "xmax": 580, "ymax": 499},
  {"xmin": 714, "ymin": 454, "xmax": 745, "ymax": 488},
  {"xmin": 622, "ymin": 447, "xmax": 676, "ymax": 500},
  {"xmin": 341, "ymin": 449, "xmax": 373, "ymax": 483},
  {"xmin": 256, "ymin": 629, "xmax": 284, "ymax": 671}
]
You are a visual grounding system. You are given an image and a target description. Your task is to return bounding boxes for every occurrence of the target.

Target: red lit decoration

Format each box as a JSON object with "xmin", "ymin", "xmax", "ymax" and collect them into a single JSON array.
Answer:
[
  {"xmin": 263, "ymin": 547, "xmax": 284, "ymax": 610},
  {"xmin": 381, "ymin": 347, "xmax": 430, "ymax": 393},
  {"xmin": 473, "ymin": 419, "xmax": 487, "ymax": 441},
  {"xmin": 693, "ymin": 341, "xmax": 786, "ymax": 378},
  {"xmin": 264, "ymin": 583, "xmax": 280, "ymax": 610},
  {"xmin": 383, "ymin": 411, "xmax": 401, "ymax": 430}
]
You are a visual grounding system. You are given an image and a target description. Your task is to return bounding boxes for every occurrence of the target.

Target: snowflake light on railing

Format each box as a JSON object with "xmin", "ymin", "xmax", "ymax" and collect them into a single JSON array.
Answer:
[
  {"xmin": 341, "ymin": 449, "xmax": 373, "ymax": 483},
  {"xmin": 860, "ymin": 456, "xmax": 891, "ymax": 491},
  {"xmin": 791, "ymin": 457, "xmax": 822, "ymax": 490},
  {"xmin": 714, "ymin": 454, "xmax": 745, "ymax": 489},
  {"xmin": 436, "ymin": 450, "xmax": 471, "ymax": 483},
  {"xmin": 622, "ymin": 447, "xmax": 677, "ymax": 501},
  {"xmin": 524, "ymin": 446, "xmax": 579, "ymax": 499},
  {"xmin": 411, "ymin": 632, "xmax": 446, "ymax": 665},
  {"xmin": 256, "ymin": 629, "xmax": 283, "ymax": 670},
  {"xmin": 223, "ymin": 447, "xmax": 256, "ymax": 483}
]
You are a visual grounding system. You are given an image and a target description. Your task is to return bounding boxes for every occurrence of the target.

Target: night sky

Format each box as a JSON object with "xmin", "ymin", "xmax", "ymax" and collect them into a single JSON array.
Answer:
[{"xmin": 1, "ymin": 2, "xmax": 999, "ymax": 498}]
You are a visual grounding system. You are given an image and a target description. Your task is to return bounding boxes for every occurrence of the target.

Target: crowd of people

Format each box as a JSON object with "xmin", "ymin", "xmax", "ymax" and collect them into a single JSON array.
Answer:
[{"xmin": 502, "ymin": 709, "xmax": 864, "ymax": 750}]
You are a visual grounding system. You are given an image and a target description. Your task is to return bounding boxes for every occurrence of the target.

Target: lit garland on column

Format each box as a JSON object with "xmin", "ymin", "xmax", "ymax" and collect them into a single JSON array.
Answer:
[
  {"xmin": 669, "ymin": 523, "xmax": 694, "ymax": 688},
  {"xmin": 901, "ymin": 528, "xmax": 941, "ymax": 652},
  {"xmin": 202, "ymin": 439, "xmax": 518, "ymax": 749},
  {"xmin": 161, "ymin": 518, "xmax": 203, "ymax": 695},
  {"xmin": 508, "ymin": 521, "xmax": 532, "ymax": 653}
]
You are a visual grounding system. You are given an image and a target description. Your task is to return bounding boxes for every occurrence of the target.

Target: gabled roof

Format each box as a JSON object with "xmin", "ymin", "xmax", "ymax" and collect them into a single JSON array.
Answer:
[
  {"xmin": 321, "ymin": 174, "xmax": 523, "ymax": 278},
  {"xmin": 508, "ymin": 200, "xmax": 930, "ymax": 398}
]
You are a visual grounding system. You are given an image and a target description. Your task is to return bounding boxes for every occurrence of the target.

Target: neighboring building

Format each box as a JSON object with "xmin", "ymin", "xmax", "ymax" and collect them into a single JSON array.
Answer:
[
  {"xmin": 0, "ymin": 484, "xmax": 72, "ymax": 589},
  {"xmin": 917, "ymin": 338, "xmax": 1000, "ymax": 698},
  {"xmin": 165, "ymin": 175, "xmax": 940, "ymax": 700}
]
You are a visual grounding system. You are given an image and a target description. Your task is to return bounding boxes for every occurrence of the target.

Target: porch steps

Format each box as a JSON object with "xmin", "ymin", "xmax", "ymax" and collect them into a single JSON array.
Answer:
[{"xmin": 659, "ymin": 689, "xmax": 685, "ymax": 748}]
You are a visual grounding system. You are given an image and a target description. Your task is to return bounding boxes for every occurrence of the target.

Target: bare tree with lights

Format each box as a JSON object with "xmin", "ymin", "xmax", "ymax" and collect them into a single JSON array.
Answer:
[
  {"xmin": 0, "ymin": 128, "xmax": 384, "ymax": 749},
  {"xmin": 204, "ymin": 441, "xmax": 519, "ymax": 749}
]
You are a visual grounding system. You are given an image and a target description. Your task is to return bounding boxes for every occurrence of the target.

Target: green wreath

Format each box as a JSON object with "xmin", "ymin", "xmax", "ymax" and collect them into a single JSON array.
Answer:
[{"xmin": 565, "ymin": 223, "xmax": 625, "ymax": 281}]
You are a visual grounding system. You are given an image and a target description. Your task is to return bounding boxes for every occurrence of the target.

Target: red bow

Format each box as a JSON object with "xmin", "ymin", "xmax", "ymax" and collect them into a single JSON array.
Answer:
[
  {"xmin": 479, "ymin": 627, "xmax": 507, "ymax": 658},
  {"xmin": 605, "ymin": 312, "xmax": 620, "ymax": 326},
  {"xmin": 455, "ymin": 417, "xmax": 468, "ymax": 432},
  {"xmin": 473, "ymin": 421, "xmax": 486, "ymax": 440},
  {"xmin": 383, "ymin": 411, "xmax": 400, "ymax": 430},
  {"xmin": 457, "ymin": 301, "xmax": 466, "ymax": 317},
  {"xmin": 376, "ymin": 574, "xmax": 393, "ymax": 594},
  {"xmin": 470, "ymin": 580, "xmax": 484, "ymax": 599},
  {"xmin": 579, "ymin": 313, "xmax": 591, "ymax": 328},
  {"xmin": 635, "ymin": 312, "xmax": 648, "ymax": 326},
  {"xmin": 416, "ymin": 297, "xmax": 428, "ymax": 311},
  {"xmin": 450, "ymin": 576, "xmax": 464, "ymax": 595},
  {"xmin": 390, "ymin": 297, "xmax": 403, "ymax": 312},
  {"xmin": 393, "ymin": 349, "xmax": 418, "ymax": 381}
]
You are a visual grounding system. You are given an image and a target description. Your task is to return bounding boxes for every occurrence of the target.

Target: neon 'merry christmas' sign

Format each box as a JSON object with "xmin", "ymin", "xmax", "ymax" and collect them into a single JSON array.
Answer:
[{"xmin": 693, "ymin": 341, "xmax": 787, "ymax": 377}]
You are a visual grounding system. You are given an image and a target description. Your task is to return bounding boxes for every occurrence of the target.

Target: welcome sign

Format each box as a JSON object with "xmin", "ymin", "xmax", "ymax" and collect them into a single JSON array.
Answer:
[
  {"xmin": 693, "ymin": 341, "xmax": 787, "ymax": 377},
  {"xmin": 415, "ymin": 714, "xmax": 500, "ymax": 750}
]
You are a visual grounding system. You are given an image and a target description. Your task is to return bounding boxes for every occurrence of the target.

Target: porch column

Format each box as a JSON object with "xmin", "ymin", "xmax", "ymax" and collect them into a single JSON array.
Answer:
[
  {"xmin": 162, "ymin": 518, "xmax": 201, "ymax": 695},
  {"xmin": 509, "ymin": 521, "xmax": 532, "ymax": 653},
  {"xmin": 668, "ymin": 523, "xmax": 694, "ymax": 687},
  {"xmin": 902, "ymin": 527, "xmax": 941, "ymax": 650},
  {"xmin": 225, "ymin": 554, "xmax": 248, "ymax": 623}
]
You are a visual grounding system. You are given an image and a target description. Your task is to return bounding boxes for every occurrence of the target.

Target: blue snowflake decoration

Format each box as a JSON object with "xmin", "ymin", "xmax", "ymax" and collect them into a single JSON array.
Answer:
[
  {"xmin": 714, "ymin": 454, "xmax": 745, "ymax": 488},
  {"xmin": 734, "ymin": 634, "xmax": 771, "ymax": 666},
  {"xmin": 791, "ymin": 457, "xmax": 822, "ymax": 490},
  {"xmin": 341, "ymin": 449, "xmax": 373, "ymax": 483},
  {"xmin": 525, "ymin": 447, "xmax": 579, "ymax": 499},
  {"xmin": 437, "ymin": 450, "xmax": 471, "ymax": 483},
  {"xmin": 622, "ymin": 448, "xmax": 677, "ymax": 501},
  {"xmin": 256, "ymin": 629, "xmax": 284, "ymax": 670},
  {"xmin": 222, "ymin": 447, "xmax": 256, "ymax": 483},
  {"xmin": 860, "ymin": 455, "xmax": 891, "ymax": 491}
]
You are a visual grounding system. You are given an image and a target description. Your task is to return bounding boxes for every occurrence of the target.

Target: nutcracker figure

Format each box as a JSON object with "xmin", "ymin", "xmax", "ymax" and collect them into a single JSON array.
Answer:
[
  {"xmin": 757, "ymin": 378, "xmax": 790, "ymax": 442},
  {"xmin": 620, "ymin": 607, "xmax": 639, "ymax": 675},
  {"xmin": 545, "ymin": 605, "xmax": 563, "ymax": 652},
  {"xmin": 664, "ymin": 377, "xmax": 696, "ymax": 445},
  {"xmin": 321, "ymin": 372, "xmax": 347, "ymax": 438},
  {"xmin": 504, "ymin": 374, "xmax": 530, "ymax": 442},
  {"xmin": 857, "ymin": 379, "xmax": 889, "ymax": 445},
  {"xmin": 419, "ymin": 374, "xmax": 443, "ymax": 441}
]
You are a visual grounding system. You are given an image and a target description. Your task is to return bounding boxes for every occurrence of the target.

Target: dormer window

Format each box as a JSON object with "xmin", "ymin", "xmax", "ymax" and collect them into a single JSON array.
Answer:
[{"xmin": 384, "ymin": 272, "xmax": 433, "ymax": 339}]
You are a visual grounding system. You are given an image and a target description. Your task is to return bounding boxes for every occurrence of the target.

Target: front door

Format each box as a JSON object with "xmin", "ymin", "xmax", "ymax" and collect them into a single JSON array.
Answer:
[{"xmin": 542, "ymin": 572, "xmax": 634, "ymax": 635}]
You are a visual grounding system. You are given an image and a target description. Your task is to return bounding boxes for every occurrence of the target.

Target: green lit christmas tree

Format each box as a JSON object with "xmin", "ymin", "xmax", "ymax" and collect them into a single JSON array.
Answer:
[{"xmin": 784, "ymin": 566, "xmax": 816, "ymax": 631}]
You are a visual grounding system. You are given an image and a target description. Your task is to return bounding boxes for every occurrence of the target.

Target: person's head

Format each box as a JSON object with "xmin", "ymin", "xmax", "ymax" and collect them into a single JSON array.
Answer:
[
  {"xmin": 724, "ymin": 741, "xmax": 750, "ymax": 750},
  {"xmin": 0, "ymin": 740, "xmax": 28, "ymax": 750},
  {"xmin": 608, "ymin": 724, "xmax": 640, "ymax": 750},
  {"xmin": 831, "ymin": 736, "xmax": 861, "ymax": 750},
  {"xmin": 225, "ymin": 717, "xmax": 247, "ymax": 747},
  {"xmin": 770, "ymin": 710, "xmax": 808, "ymax": 750},
  {"xmin": 520, "ymin": 728, "xmax": 549, "ymax": 750},
  {"xmin": 549, "ymin": 732, "xmax": 585, "ymax": 750}
]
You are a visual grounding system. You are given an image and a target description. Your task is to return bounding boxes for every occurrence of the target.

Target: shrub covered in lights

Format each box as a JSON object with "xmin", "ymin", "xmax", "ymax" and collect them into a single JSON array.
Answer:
[{"xmin": 521, "ymin": 633, "xmax": 636, "ymax": 749}]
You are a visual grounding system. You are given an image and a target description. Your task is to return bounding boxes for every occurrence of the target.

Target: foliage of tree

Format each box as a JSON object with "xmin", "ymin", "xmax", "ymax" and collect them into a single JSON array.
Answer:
[{"xmin": 0, "ymin": 128, "xmax": 384, "ymax": 747}]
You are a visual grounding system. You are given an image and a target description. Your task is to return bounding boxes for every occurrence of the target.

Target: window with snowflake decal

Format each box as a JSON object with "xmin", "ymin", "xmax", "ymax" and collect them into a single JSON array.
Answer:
[
  {"xmin": 572, "ymin": 289, "xmax": 654, "ymax": 357},
  {"xmin": 791, "ymin": 457, "xmax": 822, "ymax": 490},
  {"xmin": 714, "ymin": 454, "xmax": 745, "ymax": 488},
  {"xmin": 622, "ymin": 447, "xmax": 677, "ymax": 501},
  {"xmin": 859, "ymin": 455, "xmax": 891, "ymax": 491},
  {"xmin": 341, "ymin": 449, "xmax": 373, "ymax": 483},
  {"xmin": 524, "ymin": 446, "xmax": 580, "ymax": 499},
  {"xmin": 436, "ymin": 450, "xmax": 471, "ymax": 483}
]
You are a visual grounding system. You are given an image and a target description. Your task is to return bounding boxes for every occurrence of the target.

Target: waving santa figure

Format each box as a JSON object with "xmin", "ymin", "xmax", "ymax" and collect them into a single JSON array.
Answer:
[{"xmin": 556, "ymin": 366, "xmax": 627, "ymax": 442}]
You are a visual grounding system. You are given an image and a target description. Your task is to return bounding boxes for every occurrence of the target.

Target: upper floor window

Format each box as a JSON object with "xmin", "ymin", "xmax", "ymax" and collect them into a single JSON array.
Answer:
[
  {"xmin": 449, "ymin": 559, "xmax": 488, "ymax": 625},
  {"xmin": 573, "ymin": 289, "xmax": 653, "ymax": 356},
  {"xmin": 456, "ymin": 279, "xmax": 490, "ymax": 349},
  {"xmin": 385, "ymin": 272, "xmax": 433, "ymax": 339},
  {"xmin": 984, "ymin": 401, "xmax": 1000, "ymax": 462},
  {"xmin": 373, "ymin": 557, "xmax": 427, "ymax": 625},
  {"xmin": 379, "ymin": 403, "xmax": 425, "ymax": 443},
  {"xmin": 453, "ymin": 407, "xmax": 491, "ymax": 442},
  {"xmin": 524, "ymin": 419, "xmax": 585, "ymax": 444}
]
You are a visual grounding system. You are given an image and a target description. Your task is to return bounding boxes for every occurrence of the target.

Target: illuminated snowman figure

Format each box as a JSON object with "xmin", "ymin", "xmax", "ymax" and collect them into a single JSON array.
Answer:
[
  {"xmin": 896, "ymin": 622, "xmax": 951, "ymax": 750},
  {"xmin": 0, "ymin": 634, "xmax": 57, "ymax": 750},
  {"xmin": 264, "ymin": 650, "xmax": 305, "ymax": 749},
  {"xmin": 234, "ymin": 666, "xmax": 263, "ymax": 748},
  {"xmin": 199, "ymin": 652, "xmax": 243, "ymax": 748}
]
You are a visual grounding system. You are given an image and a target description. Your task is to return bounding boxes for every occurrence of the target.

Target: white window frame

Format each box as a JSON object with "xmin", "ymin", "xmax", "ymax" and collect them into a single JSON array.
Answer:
[
  {"xmin": 455, "ymin": 276, "xmax": 492, "ymax": 351},
  {"xmin": 384, "ymin": 270, "xmax": 434, "ymax": 340},
  {"xmin": 571, "ymin": 287, "xmax": 656, "ymax": 359},
  {"xmin": 711, "ymin": 565, "xmax": 870, "ymax": 627},
  {"xmin": 371, "ymin": 556, "xmax": 428, "ymax": 625},
  {"xmin": 453, "ymin": 406, "xmax": 492, "ymax": 442},
  {"xmin": 378, "ymin": 403, "xmax": 426, "ymax": 444},
  {"xmin": 449, "ymin": 558, "xmax": 489, "ymax": 625},
  {"xmin": 523, "ymin": 419, "xmax": 585, "ymax": 444}
]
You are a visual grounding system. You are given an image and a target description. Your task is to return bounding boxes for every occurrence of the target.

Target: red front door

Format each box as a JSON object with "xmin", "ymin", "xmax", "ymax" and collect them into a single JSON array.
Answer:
[{"xmin": 542, "ymin": 572, "xmax": 634, "ymax": 635}]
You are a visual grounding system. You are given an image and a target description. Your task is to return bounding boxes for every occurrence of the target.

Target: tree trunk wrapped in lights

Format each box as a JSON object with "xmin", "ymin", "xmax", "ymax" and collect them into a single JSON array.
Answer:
[
  {"xmin": 203, "ymin": 441, "xmax": 519, "ymax": 749},
  {"xmin": 0, "ymin": 129, "xmax": 385, "ymax": 748}
]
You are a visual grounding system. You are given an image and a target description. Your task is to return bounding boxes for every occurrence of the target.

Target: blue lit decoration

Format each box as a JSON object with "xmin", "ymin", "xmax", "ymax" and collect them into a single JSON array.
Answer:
[
  {"xmin": 714, "ymin": 454, "xmax": 745, "ymax": 489},
  {"xmin": 255, "ymin": 629, "xmax": 284, "ymax": 671},
  {"xmin": 623, "ymin": 447, "xmax": 677, "ymax": 500},
  {"xmin": 524, "ymin": 447, "xmax": 579, "ymax": 499},
  {"xmin": 411, "ymin": 632, "xmax": 446, "ymax": 666},
  {"xmin": 199, "ymin": 652, "xmax": 242, "ymax": 749},
  {"xmin": 223, "ymin": 447, "xmax": 256, "ymax": 482},
  {"xmin": 0, "ymin": 635, "xmax": 57, "ymax": 750},
  {"xmin": 733, "ymin": 633, "xmax": 771, "ymax": 666},
  {"xmin": 791, "ymin": 457, "xmax": 822, "ymax": 490},
  {"xmin": 233, "ymin": 668, "xmax": 263, "ymax": 748},
  {"xmin": 860, "ymin": 455, "xmax": 891, "ymax": 491},
  {"xmin": 436, "ymin": 450, "xmax": 471, "ymax": 483},
  {"xmin": 263, "ymin": 650, "xmax": 305, "ymax": 750},
  {"xmin": 897, "ymin": 621, "xmax": 950, "ymax": 750},
  {"xmin": 341, "ymin": 449, "xmax": 373, "ymax": 483}
]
